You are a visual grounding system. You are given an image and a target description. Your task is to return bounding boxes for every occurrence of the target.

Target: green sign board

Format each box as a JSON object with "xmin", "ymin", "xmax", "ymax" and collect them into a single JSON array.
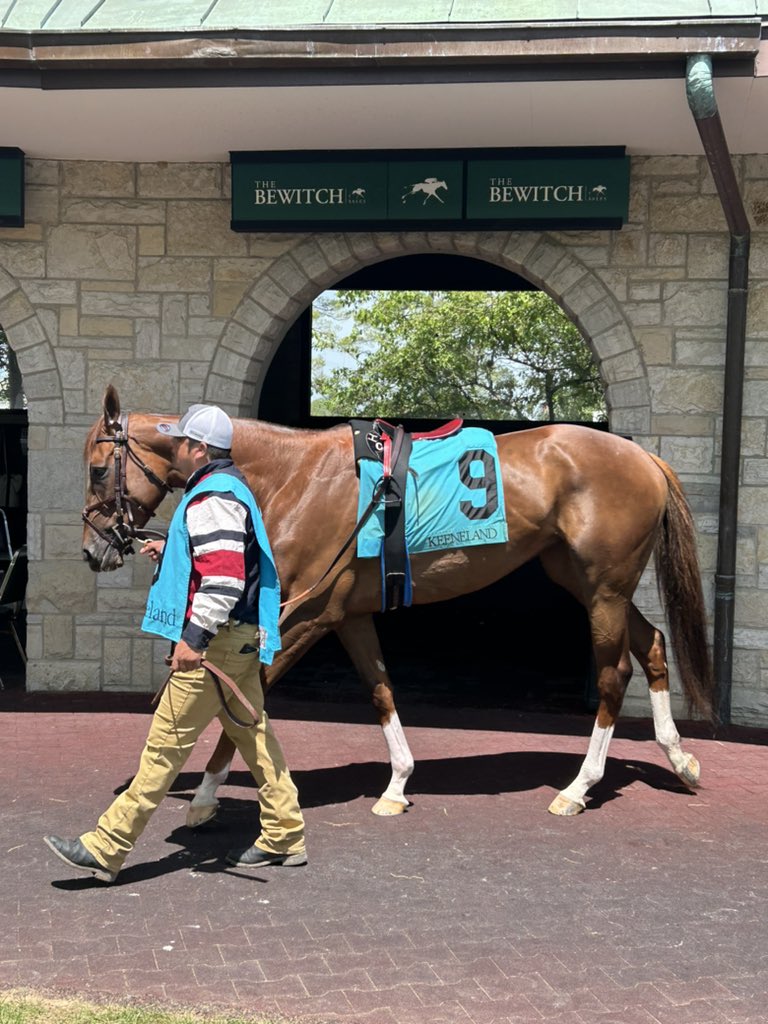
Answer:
[
  {"xmin": 0, "ymin": 148, "xmax": 24, "ymax": 228},
  {"xmin": 249, "ymin": 161, "xmax": 388, "ymax": 222},
  {"xmin": 231, "ymin": 149, "xmax": 629, "ymax": 232},
  {"xmin": 467, "ymin": 157, "xmax": 630, "ymax": 223},
  {"xmin": 389, "ymin": 160, "xmax": 464, "ymax": 221}
]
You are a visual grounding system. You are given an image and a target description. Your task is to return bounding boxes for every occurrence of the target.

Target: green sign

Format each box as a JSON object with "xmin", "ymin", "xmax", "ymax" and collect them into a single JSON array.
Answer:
[
  {"xmin": 0, "ymin": 149, "xmax": 24, "ymax": 228},
  {"xmin": 231, "ymin": 149, "xmax": 629, "ymax": 232},
  {"xmin": 467, "ymin": 157, "xmax": 630, "ymax": 222},
  {"xmin": 389, "ymin": 161, "xmax": 463, "ymax": 221},
  {"xmin": 248, "ymin": 161, "xmax": 388, "ymax": 221}
]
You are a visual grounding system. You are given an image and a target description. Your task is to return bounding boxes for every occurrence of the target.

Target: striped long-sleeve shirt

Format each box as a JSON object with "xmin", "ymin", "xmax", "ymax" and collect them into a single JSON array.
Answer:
[{"xmin": 180, "ymin": 462, "xmax": 260, "ymax": 651}]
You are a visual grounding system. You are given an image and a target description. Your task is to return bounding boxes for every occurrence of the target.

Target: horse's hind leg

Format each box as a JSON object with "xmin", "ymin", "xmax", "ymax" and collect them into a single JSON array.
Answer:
[
  {"xmin": 336, "ymin": 614, "xmax": 414, "ymax": 816},
  {"xmin": 548, "ymin": 594, "xmax": 633, "ymax": 816},
  {"xmin": 629, "ymin": 603, "xmax": 700, "ymax": 789}
]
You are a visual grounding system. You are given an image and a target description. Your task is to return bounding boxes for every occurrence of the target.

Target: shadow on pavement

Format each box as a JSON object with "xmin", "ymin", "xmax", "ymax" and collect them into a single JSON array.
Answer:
[
  {"xmin": 47, "ymin": 751, "xmax": 696, "ymax": 887},
  {"xmin": 159, "ymin": 750, "xmax": 694, "ymax": 810}
]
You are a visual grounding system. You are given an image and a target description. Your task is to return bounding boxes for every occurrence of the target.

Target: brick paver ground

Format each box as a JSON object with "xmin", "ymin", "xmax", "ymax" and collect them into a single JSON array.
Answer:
[{"xmin": 2, "ymin": 689, "xmax": 768, "ymax": 1024}]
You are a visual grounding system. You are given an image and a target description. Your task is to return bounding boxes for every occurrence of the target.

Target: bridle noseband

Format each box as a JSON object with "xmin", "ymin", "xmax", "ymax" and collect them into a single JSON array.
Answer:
[{"xmin": 82, "ymin": 412, "xmax": 173, "ymax": 558}]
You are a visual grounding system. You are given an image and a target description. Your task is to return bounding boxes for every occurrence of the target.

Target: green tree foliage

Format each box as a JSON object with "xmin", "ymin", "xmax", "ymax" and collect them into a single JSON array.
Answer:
[
  {"xmin": 0, "ymin": 327, "xmax": 11, "ymax": 407},
  {"xmin": 0, "ymin": 327, "xmax": 24, "ymax": 409},
  {"xmin": 312, "ymin": 290, "xmax": 606, "ymax": 421}
]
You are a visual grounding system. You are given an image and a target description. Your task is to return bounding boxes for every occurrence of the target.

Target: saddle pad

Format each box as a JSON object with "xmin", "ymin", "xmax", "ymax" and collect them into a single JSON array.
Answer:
[{"xmin": 356, "ymin": 427, "xmax": 508, "ymax": 558}]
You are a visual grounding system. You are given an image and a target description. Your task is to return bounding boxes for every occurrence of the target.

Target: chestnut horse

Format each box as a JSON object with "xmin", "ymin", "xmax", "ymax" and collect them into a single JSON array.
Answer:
[{"xmin": 82, "ymin": 386, "xmax": 713, "ymax": 822}]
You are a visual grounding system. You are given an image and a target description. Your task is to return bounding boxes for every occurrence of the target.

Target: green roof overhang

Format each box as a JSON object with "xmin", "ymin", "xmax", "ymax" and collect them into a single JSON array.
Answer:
[{"xmin": 3, "ymin": 0, "xmax": 768, "ymax": 32}]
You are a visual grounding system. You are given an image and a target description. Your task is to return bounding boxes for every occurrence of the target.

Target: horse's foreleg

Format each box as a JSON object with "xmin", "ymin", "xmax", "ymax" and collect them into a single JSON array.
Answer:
[
  {"xmin": 188, "ymin": 612, "xmax": 334, "ymax": 827},
  {"xmin": 549, "ymin": 596, "xmax": 633, "ymax": 816},
  {"xmin": 336, "ymin": 614, "xmax": 414, "ymax": 816},
  {"xmin": 629, "ymin": 603, "xmax": 700, "ymax": 789},
  {"xmin": 189, "ymin": 665, "xmax": 274, "ymax": 825}
]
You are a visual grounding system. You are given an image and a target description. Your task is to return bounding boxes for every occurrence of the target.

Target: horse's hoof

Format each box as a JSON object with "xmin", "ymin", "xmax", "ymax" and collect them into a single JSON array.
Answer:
[
  {"xmin": 186, "ymin": 802, "xmax": 218, "ymax": 828},
  {"xmin": 547, "ymin": 793, "xmax": 585, "ymax": 816},
  {"xmin": 372, "ymin": 797, "xmax": 408, "ymax": 816},
  {"xmin": 676, "ymin": 754, "xmax": 701, "ymax": 790}
]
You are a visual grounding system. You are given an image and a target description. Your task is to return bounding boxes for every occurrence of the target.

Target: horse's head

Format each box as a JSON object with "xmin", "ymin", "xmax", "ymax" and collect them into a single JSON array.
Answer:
[{"xmin": 82, "ymin": 385, "xmax": 185, "ymax": 572}]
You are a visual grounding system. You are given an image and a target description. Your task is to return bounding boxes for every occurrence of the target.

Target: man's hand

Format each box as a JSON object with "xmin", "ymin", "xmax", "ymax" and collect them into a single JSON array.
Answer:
[
  {"xmin": 171, "ymin": 639, "xmax": 204, "ymax": 673},
  {"xmin": 140, "ymin": 539, "xmax": 166, "ymax": 563}
]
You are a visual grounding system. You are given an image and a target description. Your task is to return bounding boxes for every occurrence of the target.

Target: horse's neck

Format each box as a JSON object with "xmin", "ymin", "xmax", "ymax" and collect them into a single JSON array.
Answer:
[{"xmin": 234, "ymin": 419, "xmax": 342, "ymax": 510}]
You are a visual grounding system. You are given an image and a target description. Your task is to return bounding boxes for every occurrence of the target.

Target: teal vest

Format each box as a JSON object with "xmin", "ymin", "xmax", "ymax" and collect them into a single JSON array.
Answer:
[{"xmin": 140, "ymin": 472, "xmax": 282, "ymax": 665}]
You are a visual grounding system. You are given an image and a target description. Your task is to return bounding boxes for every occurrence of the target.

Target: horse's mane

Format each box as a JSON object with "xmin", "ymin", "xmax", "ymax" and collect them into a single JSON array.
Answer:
[
  {"xmin": 235, "ymin": 418, "xmax": 349, "ymax": 439},
  {"xmin": 83, "ymin": 408, "xmax": 350, "ymax": 469}
]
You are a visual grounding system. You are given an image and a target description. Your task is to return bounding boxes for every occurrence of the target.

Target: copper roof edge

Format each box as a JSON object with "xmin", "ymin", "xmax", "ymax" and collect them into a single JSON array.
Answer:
[{"xmin": 0, "ymin": 19, "xmax": 761, "ymax": 78}]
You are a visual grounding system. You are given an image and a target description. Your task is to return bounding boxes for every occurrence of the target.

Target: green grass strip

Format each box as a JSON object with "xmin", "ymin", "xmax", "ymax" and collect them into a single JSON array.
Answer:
[{"xmin": 0, "ymin": 991, "xmax": 294, "ymax": 1024}]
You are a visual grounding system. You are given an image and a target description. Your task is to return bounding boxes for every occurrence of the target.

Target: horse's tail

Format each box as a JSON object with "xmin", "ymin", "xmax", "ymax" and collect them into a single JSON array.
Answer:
[{"xmin": 648, "ymin": 453, "xmax": 714, "ymax": 722}]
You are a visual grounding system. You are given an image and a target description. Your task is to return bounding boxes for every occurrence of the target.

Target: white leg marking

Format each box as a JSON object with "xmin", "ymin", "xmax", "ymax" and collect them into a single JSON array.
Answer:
[
  {"xmin": 379, "ymin": 713, "xmax": 414, "ymax": 806},
  {"xmin": 558, "ymin": 722, "xmax": 615, "ymax": 808},
  {"xmin": 191, "ymin": 760, "xmax": 232, "ymax": 807},
  {"xmin": 650, "ymin": 689, "xmax": 689, "ymax": 774}
]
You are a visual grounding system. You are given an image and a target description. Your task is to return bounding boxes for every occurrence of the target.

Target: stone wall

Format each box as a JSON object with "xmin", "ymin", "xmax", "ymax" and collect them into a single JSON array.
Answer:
[{"xmin": 1, "ymin": 155, "xmax": 767, "ymax": 723}]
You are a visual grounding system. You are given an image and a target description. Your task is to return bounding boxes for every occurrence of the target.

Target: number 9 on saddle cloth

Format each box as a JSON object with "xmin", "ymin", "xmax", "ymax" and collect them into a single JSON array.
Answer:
[{"xmin": 350, "ymin": 419, "xmax": 508, "ymax": 612}]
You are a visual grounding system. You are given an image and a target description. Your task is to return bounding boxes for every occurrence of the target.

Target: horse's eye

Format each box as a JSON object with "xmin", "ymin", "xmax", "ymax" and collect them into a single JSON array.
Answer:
[{"xmin": 90, "ymin": 465, "xmax": 109, "ymax": 484}]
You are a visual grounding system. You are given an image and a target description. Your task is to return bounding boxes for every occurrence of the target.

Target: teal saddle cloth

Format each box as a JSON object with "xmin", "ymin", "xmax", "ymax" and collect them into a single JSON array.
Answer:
[{"xmin": 356, "ymin": 426, "xmax": 508, "ymax": 558}]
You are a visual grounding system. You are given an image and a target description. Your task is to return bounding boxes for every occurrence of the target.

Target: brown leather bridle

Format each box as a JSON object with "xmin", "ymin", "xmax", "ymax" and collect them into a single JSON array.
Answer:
[{"xmin": 82, "ymin": 412, "xmax": 173, "ymax": 558}]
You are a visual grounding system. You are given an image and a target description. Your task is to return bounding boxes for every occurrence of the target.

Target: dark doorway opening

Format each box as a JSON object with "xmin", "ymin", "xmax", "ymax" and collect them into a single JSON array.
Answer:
[
  {"xmin": 272, "ymin": 563, "xmax": 593, "ymax": 714},
  {"xmin": 258, "ymin": 253, "xmax": 604, "ymax": 713},
  {"xmin": 0, "ymin": 408, "xmax": 28, "ymax": 690}
]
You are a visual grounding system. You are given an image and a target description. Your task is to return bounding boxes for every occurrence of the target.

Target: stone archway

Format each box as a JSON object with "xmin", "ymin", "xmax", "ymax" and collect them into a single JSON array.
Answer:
[
  {"xmin": 0, "ymin": 277, "xmax": 67, "ymax": 537},
  {"xmin": 203, "ymin": 229, "xmax": 669, "ymax": 716},
  {"xmin": 0, "ymin": 278, "xmax": 62, "ymax": 415},
  {"xmin": 205, "ymin": 230, "xmax": 651, "ymax": 439},
  {"xmin": 0, "ymin": 273, "xmax": 69, "ymax": 690}
]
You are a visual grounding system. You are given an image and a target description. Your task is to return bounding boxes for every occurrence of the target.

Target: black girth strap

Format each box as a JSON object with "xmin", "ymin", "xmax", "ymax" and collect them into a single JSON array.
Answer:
[
  {"xmin": 350, "ymin": 419, "xmax": 412, "ymax": 612},
  {"xmin": 382, "ymin": 429, "xmax": 412, "ymax": 612}
]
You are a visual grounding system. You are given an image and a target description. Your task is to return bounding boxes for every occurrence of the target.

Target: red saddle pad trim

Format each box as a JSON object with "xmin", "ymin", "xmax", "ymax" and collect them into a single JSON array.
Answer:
[{"xmin": 411, "ymin": 418, "xmax": 464, "ymax": 441}]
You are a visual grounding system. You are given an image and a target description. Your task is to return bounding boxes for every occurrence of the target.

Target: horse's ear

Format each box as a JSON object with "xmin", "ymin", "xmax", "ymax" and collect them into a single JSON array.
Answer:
[{"xmin": 103, "ymin": 384, "xmax": 121, "ymax": 433}]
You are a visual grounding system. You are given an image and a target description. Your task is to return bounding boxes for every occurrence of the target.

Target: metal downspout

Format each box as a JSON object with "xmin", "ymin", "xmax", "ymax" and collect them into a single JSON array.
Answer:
[{"xmin": 685, "ymin": 53, "xmax": 751, "ymax": 726}]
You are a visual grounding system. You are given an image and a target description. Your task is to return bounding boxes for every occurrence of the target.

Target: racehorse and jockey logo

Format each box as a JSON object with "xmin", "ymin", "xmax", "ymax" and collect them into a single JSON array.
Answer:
[{"xmin": 402, "ymin": 177, "xmax": 449, "ymax": 205}]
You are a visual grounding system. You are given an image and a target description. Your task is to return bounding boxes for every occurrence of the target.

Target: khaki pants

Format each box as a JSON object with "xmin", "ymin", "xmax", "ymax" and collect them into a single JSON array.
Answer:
[{"xmin": 80, "ymin": 622, "xmax": 305, "ymax": 874}]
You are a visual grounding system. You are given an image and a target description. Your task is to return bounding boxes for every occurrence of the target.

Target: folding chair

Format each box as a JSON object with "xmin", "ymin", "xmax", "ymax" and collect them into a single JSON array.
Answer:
[
  {"xmin": 0, "ymin": 545, "xmax": 27, "ymax": 687},
  {"xmin": 0, "ymin": 508, "xmax": 11, "ymax": 561},
  {"xmin": 0, "ymin": 509, "xmax": 12, "ymax": 585}
]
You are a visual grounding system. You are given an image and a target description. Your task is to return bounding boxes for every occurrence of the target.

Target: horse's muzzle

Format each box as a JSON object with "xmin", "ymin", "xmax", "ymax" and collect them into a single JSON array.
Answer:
[{"xmin": 82, "ymin": 541, "xmax": 123, "ymax": 573}]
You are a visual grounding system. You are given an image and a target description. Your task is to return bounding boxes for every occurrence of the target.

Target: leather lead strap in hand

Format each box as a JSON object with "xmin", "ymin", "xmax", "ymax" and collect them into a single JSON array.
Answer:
[
  {"xmin": 203, "ymin": 660, "xmax": 260, "ymax": 729},
  {"xmin": 152, "ymin": 658, "xmax": 260, "ymax": 729}
]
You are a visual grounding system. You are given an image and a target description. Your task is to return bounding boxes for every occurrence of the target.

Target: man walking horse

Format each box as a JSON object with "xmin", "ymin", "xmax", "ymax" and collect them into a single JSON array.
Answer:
[
  {"xmin": 46, "ymin": 403, "xmax": 307, "ymax": 883},
  {"xmin": 63, "ymin": 385, "xmax": 712, "ymax": 877}
]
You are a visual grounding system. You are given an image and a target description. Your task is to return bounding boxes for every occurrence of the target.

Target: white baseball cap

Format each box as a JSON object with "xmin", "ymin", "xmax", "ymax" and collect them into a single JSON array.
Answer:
[{"xmin": 156, "ymin": 404, "xmax": 233, "ymax": 449}]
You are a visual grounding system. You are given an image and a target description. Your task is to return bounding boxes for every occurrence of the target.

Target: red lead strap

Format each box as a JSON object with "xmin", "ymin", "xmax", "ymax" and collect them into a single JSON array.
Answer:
[{"xmin": 381, "ymin": 431, "xmax": 392, "ymax": 479}]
